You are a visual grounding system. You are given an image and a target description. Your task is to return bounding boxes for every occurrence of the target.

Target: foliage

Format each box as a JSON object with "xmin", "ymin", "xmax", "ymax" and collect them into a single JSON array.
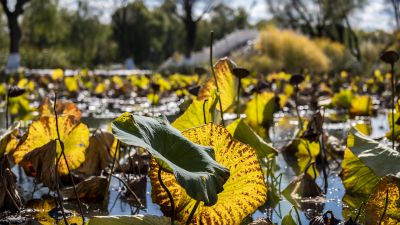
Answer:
[
  {"xmin": 111, "ymin": 113, "xmax": 230, "ymax": 205},
  {"xmin": 236, "ymin": 26, "xmax": 330, "ymax": 73},
  {"xmin": 150, "ymin": 123, "xmax": 267, "ymax": 224}
]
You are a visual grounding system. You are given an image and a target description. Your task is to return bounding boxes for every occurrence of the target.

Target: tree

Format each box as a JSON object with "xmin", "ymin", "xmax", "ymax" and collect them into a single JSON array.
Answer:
[
  {"xmin": 174, "ymin": 0, "xmax": 215, "ymax": 58},
  {"xmin": 266, "ymin": 0, "xmax": 366, "ymax": 60},
  {"xmin": 0, "ymin": 0, "xmax": 30, "ymax": 70}
]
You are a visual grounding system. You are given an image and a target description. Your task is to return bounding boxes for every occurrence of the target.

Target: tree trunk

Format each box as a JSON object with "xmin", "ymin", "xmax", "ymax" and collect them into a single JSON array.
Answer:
[
  {"xmin": 7, "ymin": 14, "xmax": 21, "ymax": 54},
  {"xmin": 184, "ymin": 19, "xmax": 196, "ymax": 58}
]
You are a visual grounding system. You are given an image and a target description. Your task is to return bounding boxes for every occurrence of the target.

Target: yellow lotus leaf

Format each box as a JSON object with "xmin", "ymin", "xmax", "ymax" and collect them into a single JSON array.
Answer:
[
  {"xmin": 74, "ymin": 130, "xmax": 117, "ymax": 177},
  {"xmin": 147, "ymin": 93, "xmax": 160, "ymax": 106},
  {"xmin": 94, "ymin": 83, "xmax": 107, "ymax": 95},
  {"xmin": 112, "ymin": 75, "xmax": 124, "ymax": 89},
  {"xmin": 172, "ymin": 96, "xmax": 218, "ymax": 131},
  {"xmin": 8, "ymin": 95, "xmax": 34, "ymax": 121},
  {"xmin": 150, "ymin": 124, "xmax": 267, "ymax": 225},
  {"xmin": 51, "ymin": 68, "xmax": 64, "ymax": 80},
  {"xmin": 365, "ymin": 176, "xmax": 400, "ymax": 225},
  {"xmin": 64, "ymin": 76, "xmax": 79, "ymax": 92},
  {"xmin": 245, "ymin": 92, "xmax": 281, "ymax": 137},
  {"xmin": 129, "ymin": 75, "xmax": 149, "ymax": 89},
  {"xmin": 350, "ymin": 95, "xmax": 373, "ymax": 116},
  {"xmin": 38, "ymin": 97, "xmax": 82, "ymax": 120},
  {"xmin": 198, "ymin": 57, "xmax": 236, "ymax": 112},
  {"xmin": 17, "ymin": 78, "xmax": 35, "ymax": 92},
  {"xmin": 14, "ymin": 115, "xmax": 89, "ymax": 175}
]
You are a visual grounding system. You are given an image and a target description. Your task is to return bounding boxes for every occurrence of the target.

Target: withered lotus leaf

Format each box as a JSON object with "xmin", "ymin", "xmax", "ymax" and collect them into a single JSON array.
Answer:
[
  {"xmin": 149, "ymin": 123, "xmax": 267, "ymax": 225},
  {"xmin": 61, "ymin": 176, "xmax": 108, "ymax": 200},
  {"xmin": 19, "ymin": 140, "xmax": 57, "ymax": 189},
  {"xmin": 14, "ymin": 115, "xmax": 90, "ymax": 175},
  {"xmin": 74, "ymin": 130, "xmax": 117, "ymax": 177}
]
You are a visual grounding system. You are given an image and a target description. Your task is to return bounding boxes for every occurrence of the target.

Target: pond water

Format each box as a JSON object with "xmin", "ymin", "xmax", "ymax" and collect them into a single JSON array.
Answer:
[{"xmin": 3, "ymin": 105, "xmax": 391, "ymax": 224}]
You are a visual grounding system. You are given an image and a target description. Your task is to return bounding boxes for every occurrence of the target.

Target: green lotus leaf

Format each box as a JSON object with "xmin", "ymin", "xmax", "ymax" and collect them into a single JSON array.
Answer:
[
  {"xmin": 111, "ymin": 113, "xmax": 230, "ymax": 206},
  {"xmin": 226, "ymin": 118, "xmax": 277, "ymax": 159},
  {"xmin": 348, "ymin": 127, "xmax": 400, "ymax": 178},
  {"xmin": 87, "ymin": 215, "xmax": 180, "ymax": 225}
]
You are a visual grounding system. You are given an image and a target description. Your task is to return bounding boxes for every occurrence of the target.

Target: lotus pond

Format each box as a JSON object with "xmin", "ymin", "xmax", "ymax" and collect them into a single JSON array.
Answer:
[{"xmin": 1, "ymin": 56, "xmax": 400, "ymax": 225}]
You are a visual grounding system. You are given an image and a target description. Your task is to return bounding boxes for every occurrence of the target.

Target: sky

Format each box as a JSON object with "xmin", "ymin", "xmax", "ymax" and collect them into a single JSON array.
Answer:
[{"xmin": 58, "ymin": 0, "xmax": 394, "ymax": 31}]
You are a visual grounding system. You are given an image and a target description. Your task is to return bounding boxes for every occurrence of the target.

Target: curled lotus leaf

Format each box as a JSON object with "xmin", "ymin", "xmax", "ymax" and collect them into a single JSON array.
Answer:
[
  {"xmin": 74, "ymin": 130, "xmax": 117, "ymax": 177},
  {"xmin": 111, "ymin": 113, "xmax": 230, "ymax": 206},
  {"xmin": 198, "ymin": 57, "xmax": 236, "ymax": 112},
  {"xmin": 39, "ymin": 97, "xmax": 82, "ymax": 120},
  {"xmin": 19, "ymin": 140, "xmax": 57, "ymax": 189},
  {"xmin": 149, "ymin": 123, "xmax": 267, "ymax": 225},
  {"xmin": 14, "ymin": 115, "xmax": 90, "ymax": 175}
]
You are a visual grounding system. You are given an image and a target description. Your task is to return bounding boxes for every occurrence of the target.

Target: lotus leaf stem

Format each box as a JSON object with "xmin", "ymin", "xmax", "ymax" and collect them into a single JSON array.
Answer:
[
  {"xmin": 236, "ymin": 77, "xmax": 241, "ymax": 119},
  {"xmin": 54, "ymin": 93, "xmax": 85, "ymax": 224},
  {"xmin": 293, "ymin": 206, "xmax": 302, "ymax": 225},
  {"xmin": 158, "ymin": 165, "xmax": 175, "ymax": 225},
  {"xmin": 379, "ymin": 189, "xmax": 389, "ymax": 225},
  {"xmin": 186, "ymin": 200, "xmax": 200, "ymax": 225},
  {"xmin": 319, "ymin": 107, "xmax": 328, "ymax": 193},
  {"xmin": 391, "ymin": 63, "xmax": 396, "ymax": 150},
  {"xmin": 202, "ymin": 99, "xmax": 208, "ymax": 124},
  {"xmin": 108, "ymin": 172, "xmax": 143, "ymax": 208},
  {"xmin": 210, "ymin": 31, "xmax": 225, "ymax": 126},
  {"xmin": 5, "ymin": 93, "xmax": 9, "ymax": 129}
]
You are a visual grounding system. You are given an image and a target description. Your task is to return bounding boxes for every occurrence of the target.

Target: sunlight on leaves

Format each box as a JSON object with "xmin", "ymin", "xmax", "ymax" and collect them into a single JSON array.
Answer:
[
  {"xmin": 172, "ymin": 95, "xmax": 218, "ymax": 131},
  {"xmin": 39, "ymin": 97, "xmax": 82, "ymax": 120},
  {"xmin": 198, "ymin": 57, "xmax": 236, "ymax": 112},
  {"xmin": 226, "ymin": 118, "xmax": 277, "ymax": 159},
  {"xmin": 244, "ymin": 92, "xmax": 277, "ymax": 137},
  {"xmin": 14, "ymin": 115, "xmax": 90, "ymax": 175},
  {"xmin": 150, "ymin": 123, "xmax": 267, "ymax": 224}
]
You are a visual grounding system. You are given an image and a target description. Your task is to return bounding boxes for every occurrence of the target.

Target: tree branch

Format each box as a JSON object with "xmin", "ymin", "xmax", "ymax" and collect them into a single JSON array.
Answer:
[
  {"xmin": 194, "ymin": 0, "xmax": 215, "ymax": 23},
  {"xmin": 0, "ymin": 0, "xmax": 10, "ymax": 16},
  {"xmin": 14, "ymin": 0, "xmax": 30, "ymax": 16}
]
